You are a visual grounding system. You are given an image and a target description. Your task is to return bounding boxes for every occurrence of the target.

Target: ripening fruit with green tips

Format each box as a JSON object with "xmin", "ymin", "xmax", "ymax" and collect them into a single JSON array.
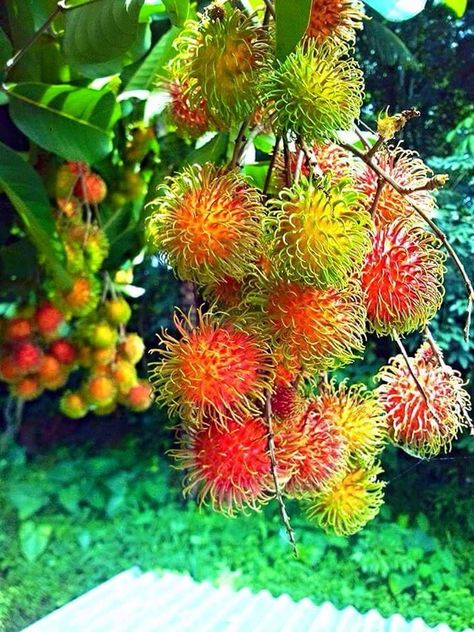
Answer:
[
  {"xmin": 262, "ymin": 39, "xmax": 364, "ymax": 143},
  {"xmin": 169, "ymin": 2, "xmax": 270, "ymax": 127},
  {"xmin": 267, "ymin": 175, "xmax": 373, "ymax": 288},
  {"xmin": 86, "ymin": 321, "xmax": 119, "ymax": 350},
  {"xmin": 105, "ymin": 297, "xmax": 132, "ymax": 326}
]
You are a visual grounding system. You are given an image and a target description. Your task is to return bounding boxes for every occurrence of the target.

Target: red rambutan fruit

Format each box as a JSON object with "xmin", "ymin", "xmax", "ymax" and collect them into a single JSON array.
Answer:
[
  {"xmin": 35, "ymin": 301, "xmax": 65, "ymax": 338},
  {"xmin": 49, "ymin": 339, "xmax": 77, "ymax": 365},
  {"xmin": 13, "ymin": 342, "xmax": 43, "ymax": 374},
  {"xmin": 125, "ymin": 380, "xmax": 153, "ymax": 412},
  {"xmin": 360, "ymin": 220, "xmax": 445, "ymax": 336},
  {"xmin": 74, "ymin": 172, "xmax": 107, "ymax": 204},
  {"xmin": 271, "ymin": 381, "xmax": 305, "ymax": 423},
  {"xmin": 4, "ymin": 317, "xmax": 33, "ymax": 341},
  {"xmin": 168, "ymin": 80, "xmax": 212, "ymax": 138},
  {"xmin": 283, "ymin": 401, "xmax": 347, "ymax": 496},
  {"xmin": 150, "ymin": 311, "xmax": 273, "ymax": 426},
  {"xmin": 172, "ymin": 415, "xmax": 274, "ymax": 515},
  {"xmin": 0, "ymin": 355, "xmax": 23, "ymax": 383},
  {"xmin": 306, "ymin": 0, "xmax": 365, "ymax": 44},
  {"xmin": 377, "ymin": 343, "xmax": 472, "ymax": 458}
]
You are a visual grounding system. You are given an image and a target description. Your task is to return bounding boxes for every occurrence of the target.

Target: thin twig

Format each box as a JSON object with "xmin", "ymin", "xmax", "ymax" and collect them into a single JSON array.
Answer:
[
  {"xmin": 282, "ymin": 136, "xmax": 291, "ymax": 188},
  {"xmin": 341, "ymin": 141, "xmax": 474, "ymax": 340},
  {"xmin": 293, "ymin": 150, "xmax": 305, "ymax": 185},
  {"xmin": 424, "ymin": 327, "xmax": 446, "ymax": 367},
  {"xmin": 262, "ymin": 0, "xmax": 276, "ymax": 19},
  {"xmin": 263, "ymin": 136, "xmax": 281, "ymax": 196},
  {"xmin": 3, "ymin": 0, "xmax": 104, "ymax": 77},
  {"xmin": 369, "ymin": 178, "xmax": 385, "ymax": 217},
  {"xmin": 265, "ymin": 393, "xmax": 298, "ymax": 557},
  {"xmin": 392, "ymin": 329, "xmax": 431, "ymax": 408},
  {"xmin": 354, "ymin": 125, "xmax": 371, "ymax": 151},
  {"xmin": 229, "ymin": 121, "xmax": 248, "ymax": 169},
  {"xmin": 299, "ymin": 139, "xmax": 323, "ymax": 179}
]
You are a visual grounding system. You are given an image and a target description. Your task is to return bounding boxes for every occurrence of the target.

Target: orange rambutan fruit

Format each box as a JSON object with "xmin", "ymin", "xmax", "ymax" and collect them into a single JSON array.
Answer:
[
  {"xmin": 61, "ymin": 276, "xmax": 100, "ymax": 317},
  {"xmin": 306, "ymin": 0, "xmax": 365, "ymax": 44},
  {"xmin": 56, "ymin": 196, "xmax": 81, "ymax": 218},
  {"xmin": 54, "ymin": 162, "xmax": 86, "ymax": 198},
  {"xmin": 74, "ymin": 172, "xmax": 107, "ymax": 204},
  {"xmin": 305, "ymin": 463, "xmax": 385, "ymax": 536},
  {"xmin": 168, "ymin": 79, "xmax": 212, "ymax": 138},
  {"xmin": 91, "ymin": 346, "xmax": 116, "ymax": 366},
  {"xmin": 314, "ymin": 380, "xmax": 387, "ymax": 465},
  {"xmin": 283, "ymin": 401, "xmax": 347, "ymax": 496},
  {"xmin": 13, "ymin": 342, "xmax": 43, "ymax": 374},
  {"xmin": 360, "ymin": 220, "xmax": 445, "ymax": 336},
  {"xmin": 105, "ymin": 297, "xmax": 132, "ymax": 326},
  {"xmin": 84, "ymin": 374, "xmax": 117, "ymax": 408},
  {"xmin": 172, "ymin": 415, "xmax": 274, "ymax": 515},
  {"xmin": 111, "ymin": 360, "xmax": 137, "ymax": 395},
  {"xmin": 201, "ymin": 275, "xmax": 243, "ymax": 311},
  {"xmin": 264, "ymin": 280, "xmax": 366, "ymax": 373},
  {"xmin": 150, "ymin": 310, "xmax": 273, "ymax": 426},
  {"xmin": 354, "ymin": 147, "xmax": 436, "ymax": 226},
  {"xmin": 60, "ymin": 390, "xmax": 89, "ymax": 419},
  {"xmin": 118, "ymin": 333, "xmax": 145, "ymax": 365},
  {"xmin": 148, "ymin": 163, "xmax": 264, "ymax": 284},
  {"xmin": 49, "ymin": 339, "xmax": 77, "ymax": 365},
  {"xmin": 35, "ymin": 301, "xmax": 65, "ymax": 338},
  {"xmin": 0, "ymin": 354, "xmax": 23, "ymax": 383},
  {"xmin": 377, "ymin": 343, "xmax": 472, "ymax": 458},
  {"xmin": 125, "ymin": 380, "xmax": 153, "ymax": 412},
  {"xmin": 4, "ymin": 317, "xmax": 33, "ymax": 341},
  {"xmin": 10, "ymin": 375, "xmax": 43, "ymax": 401},
  {"xmin": 37, "ymin": 354, "xmax": 62, "ymax": 383}
]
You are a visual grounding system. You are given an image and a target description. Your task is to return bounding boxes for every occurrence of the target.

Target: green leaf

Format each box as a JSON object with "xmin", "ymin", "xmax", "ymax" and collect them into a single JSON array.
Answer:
[
  {"xmin": 7, "ymin": 484, "xmax": 48, "ymax": 520},
  {"xmin": 125, "ymin": 26, "xmax": 181, "ymax": 92},
  {"xmin": 435, "ymin": 0, "xmax": 467, "ymax": 17},
  {"xmin": 275, "ymin": 0, "xmax": 312, "ymax": 60},
  {"xmin": 162, "ymin": 0, "xmax": 189, "ymax": 25},
  {"xmin": 19, "ymin": 521, "xmax": 53, "ymax": 561},
  {"xmin": 183, "ymin": 133, "xmax": 229, "ymax": 166},
  {"xmin": 0, "ymin": 26, "xmax": 13, "ymax": 68},
  {"xmin": 7, "ymin": 83, "xmax": 121, "ymax": 163},
  {"xmin": 388, "ymin": 572, "xmax": 417, "ymax": 595},
  {"xmin": 0, "ymin": 142, "xmax": 71, "ymax": 289},
  {"xmin": 62, "ymin": 0, "xmax": 145, "ymax": 65},
  {"xmin": 363, "ymin": 19, "xmax": 417, "ymax": 68},
  {"xmin": 58, "ymin": 485, "xmax": 81, "ymax": 514}
]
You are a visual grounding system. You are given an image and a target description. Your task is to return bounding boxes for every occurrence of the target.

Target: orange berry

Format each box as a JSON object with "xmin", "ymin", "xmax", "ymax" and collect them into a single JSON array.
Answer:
[
  {"xmin": 4, "ymin": 318, "xmax": 33, "ymax": 341},
  {"xmin": 11, "ymin": 375, "xmax": 43, "ymax": 400}
]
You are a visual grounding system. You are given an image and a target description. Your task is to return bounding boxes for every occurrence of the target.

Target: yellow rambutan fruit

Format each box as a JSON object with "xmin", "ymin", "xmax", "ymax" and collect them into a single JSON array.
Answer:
[
  {"xmin": 354, "ymin": 147, "xmax": 436, "ymax": 226},
  {"xmin": 84, "ymin": 227, "xmax": 109, "ymax": 272},
  {"xmin": 60, "ymin": 390, "xmax": 89, "ymax": 419},
  {"xmin": 315, "ymin": 380, "xmax": 387, "ymax": 465},
  {"xmin": 360, "ymin": 220, "xmax": 445, "ymax": 336},
  {"xmin": 306, "ymin": 0, "xmax": 365, "ymax": 44},
  {"xmin": 267, "ymin": 175, "xmax": 372, "ymax": 287},
  {"xmin": 148, "ymin": 163, "xmax": 264, "ymax": 284},
  {"xmin": 262, "ymin": 39, "xmax": 364, "ymax": 143},
  {"xmin": 306, "ymin": 463, "xmax": 385, "ymax": 536},
  {"xmin": 94, "ymin": 402, "xmax": 117, "ymax": 416},
  {"xmin": 169, "ymin": 3, "xmax": 269, "ymax": 126},
  {"xmin": 105, "ymin": 297, "xmax": 132, "ymax": 326},
  {"xmin": 377, "ymin": 343, "xmax": 472, "ymax": 458},
  {"xmin": 118, "ymin": 333, "xmax": 145, "ymax": 365},
  {"xmin": 84, "ymin": 374, "xmax": 117, "ymax": 408},
  {"xmin": 87, "ymin": 321, "xmax": 118, "ymax": 350},
  {"xmin": 264, "ymin": 280, "xmax": 366, "ymax": 373},
  {"xmin": 10, "ymin": 375, "xmax": 43, "ymax": 401},
  {"xmin": 150, "ymin": 310, "xmax": 273, "ymax": 426},
  {"xmin": 91, "ymin": 346, "xmax": 116, "ymax": 366}
]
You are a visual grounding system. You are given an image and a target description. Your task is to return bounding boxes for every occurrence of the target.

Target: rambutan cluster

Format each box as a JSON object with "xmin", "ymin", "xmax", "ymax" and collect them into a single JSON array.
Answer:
[{"xmin": 146, "ymin": 0, "xmax": 471, "ymax": 541}]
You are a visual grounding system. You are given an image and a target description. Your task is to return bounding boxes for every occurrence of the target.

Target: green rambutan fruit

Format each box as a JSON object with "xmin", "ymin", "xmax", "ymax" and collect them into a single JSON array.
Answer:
[
  {"xmin": 169, "ymin": 3, "xmax": 269, "ymax": 126},
  {"xmin": 262, "ymin": 39, "xmax": 364, "ymax": 143},
  {"xmin": 267, "ymin": 175, "xmax": 372, "ymax": 287}
]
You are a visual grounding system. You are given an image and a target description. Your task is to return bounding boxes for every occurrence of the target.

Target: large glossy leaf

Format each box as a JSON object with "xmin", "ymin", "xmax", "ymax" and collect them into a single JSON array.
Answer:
[
  {"xmin": 7, "ymin": 83, "xmax": 121, "ymax": 163},
  {"xmin": 0, "ymin": 26, "xmax": 13, "ymax": 68},
  {"xmin": 19, "ymin": 521, "xmax": 53, "ymax": 561},
  {"xmin": 62, "ymin": 0, "xmax": 145, "ymax": 65},
  {"xmin": 0, "ymin": 141, "xmax": 71, "ymax": 289},
  {"xmin": 275, "ymin": 0, "xmax": 312, "ymax": 60},
  {"xmin": 162, "ymin": 0, "xmax": 189, "ymax": 25},
  {"xmin": 125, "ymin": 26, "xmax": 180, "ymax": 92},
  {"xmin": 363, "ymin": 0, "xmax": 426, "ymax": 21}
]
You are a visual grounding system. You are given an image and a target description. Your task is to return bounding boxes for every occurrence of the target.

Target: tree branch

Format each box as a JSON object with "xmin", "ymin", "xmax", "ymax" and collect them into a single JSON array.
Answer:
[{"xmin": 265, "ymin": 393, "xmax": 298, "ymax": 557}]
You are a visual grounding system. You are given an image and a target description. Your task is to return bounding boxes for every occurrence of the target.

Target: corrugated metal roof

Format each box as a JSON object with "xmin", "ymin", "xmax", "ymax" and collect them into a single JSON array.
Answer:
[{"xmin": 21, "ymin": 567, "xmax": 473, "ymax": 632}]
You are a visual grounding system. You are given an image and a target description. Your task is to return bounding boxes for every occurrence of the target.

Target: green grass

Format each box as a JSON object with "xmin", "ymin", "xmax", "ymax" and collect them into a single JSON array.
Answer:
[{"xmin": 0, "ymin": 439, "xmax": 473, "ymax": 632}]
